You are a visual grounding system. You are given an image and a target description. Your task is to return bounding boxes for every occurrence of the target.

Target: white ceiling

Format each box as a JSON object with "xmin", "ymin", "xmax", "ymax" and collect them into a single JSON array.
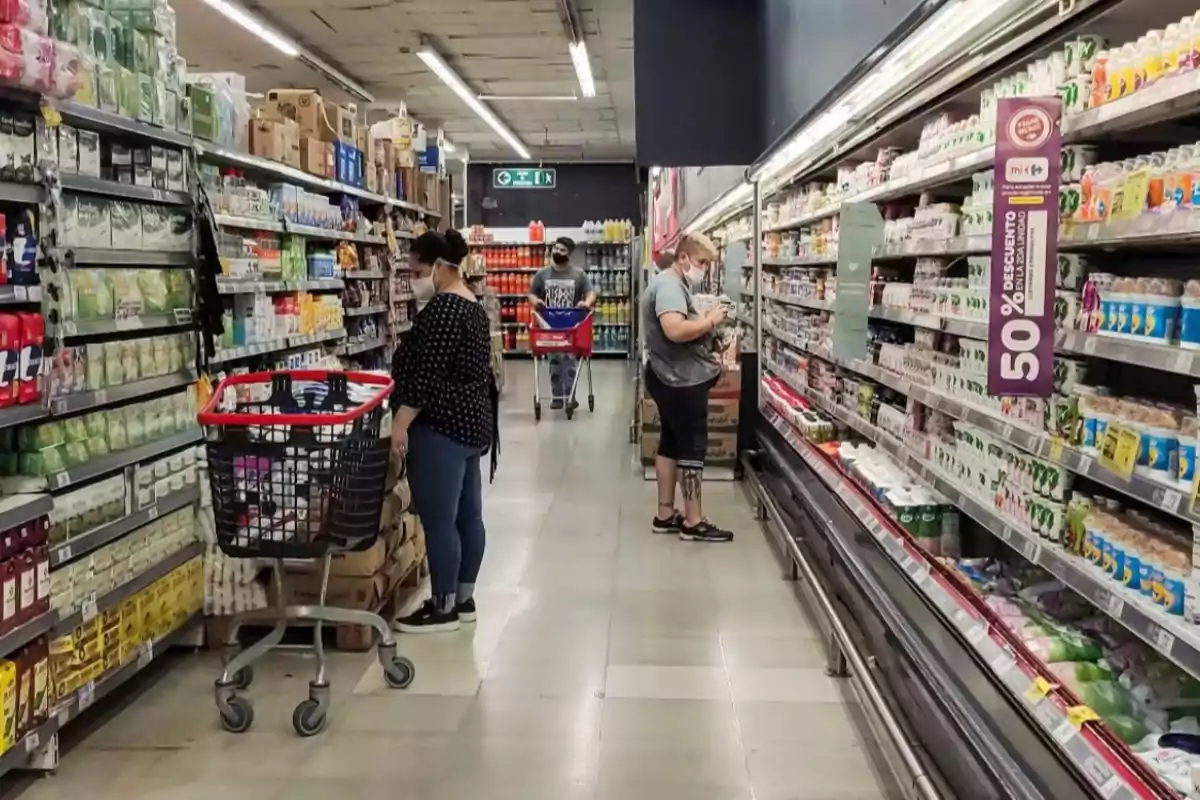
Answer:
[{"xmin": 173, "ymin": 0, "xmax": 635, "ymax": 161}]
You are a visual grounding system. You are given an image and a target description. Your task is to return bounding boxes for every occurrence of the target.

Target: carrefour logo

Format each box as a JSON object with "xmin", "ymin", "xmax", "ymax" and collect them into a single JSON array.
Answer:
[{"xmin": 1006, "ymin": 157, "xmax": 1050, "ymax": 183}]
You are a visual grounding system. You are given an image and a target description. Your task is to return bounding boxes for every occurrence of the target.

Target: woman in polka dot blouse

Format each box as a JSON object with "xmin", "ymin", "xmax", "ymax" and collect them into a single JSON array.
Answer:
[{"xmin": 391, "ymin": 229, "xmax": 497, "ymax": 633}]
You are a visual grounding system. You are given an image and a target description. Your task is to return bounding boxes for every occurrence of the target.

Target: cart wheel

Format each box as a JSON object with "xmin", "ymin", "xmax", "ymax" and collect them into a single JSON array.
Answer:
[
  {"xmin": 565, "ymin": 407, "xmax": 574, "ymax": 420},
  {"xmin": 292, "ymin": 699, "xmax": 326, "ymax": 737},
  {"xmin": 383, "ymin": 656, "xmax": 416, "ymax": 689},
  {"xmin": 588, "ymin": 396, "xmax": 595, "ymax": 412},
  {"xmin": 218, "ymin": 696, "xmax": 254, "ymax": 734},
  {"xmin": 534, "ymin": 403, "xmax": 541, "ymax": 422},
  {"xmin": 231, "ymin": 665, "xmax": 253, "ymax": 691}
]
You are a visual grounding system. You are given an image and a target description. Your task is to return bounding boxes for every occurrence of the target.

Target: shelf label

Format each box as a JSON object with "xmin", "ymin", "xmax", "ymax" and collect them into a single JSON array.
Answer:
[
  {"xmin": 1159, "ymin": 488, "xmax": 1183, "ymax": 514},
  {"xmin": 24, "ymin": 731, "xmax": 39, "ymax": 752},
  {"xmin": 1098, "ymin": 423, "xmax": 1140, "ymax": 480},
  {"xmin": 1153, "ymin": 626, "xmax": 1176, "ymax": 656},
  {"xmin": 987, "ymin": 97, "xmax": 1061, "ymax": 399},
  {"xmin": 991, "ymin": 650, "xmax": 1016, "ymax": 676},
  {"xmin": 1066, "ymin": 705, "xmax": 1101, "ymax": 729},
  {"xmin": 1021, "ymin": 538, "xmax": 1041, "ymax": 563},
  {"xmin": 1102, "ymin": 591, "xmax": 1125, "ymax": 618},
  {"xmin": 1024, "ymin": 676, "xmax": 1055, "ymax": 702},
  {"xmin": 137, "ymin": 641, "xmax": 153, "ymax": 669},
  {"xmin": 55, "ymin": 544, "xmax": 71, "ymax": 563},
  {"xmin": 81, "ymin": 594, "xmax": 97, "ymax": 622},
  {"xmin": 56, "ymin": 708, "xmax": 69, "ymax": 727},
  {"xmin": 78, "ymin": 680, "xmax": 95, "ymax": 711},
  {"xmin": 53, "ymin": 471, "xmax": 70, "ymax": 489},
  {"xmin": 1052, "ymin": 718, "xmax": 1076, "ymax": 744},
  {"xmin": 1048, "ymin": 438, "xmax": 1064, "ymax": 462},
  {"xmin": 966, "ymin": 623, "xmax": 988, "ymax": 645}
]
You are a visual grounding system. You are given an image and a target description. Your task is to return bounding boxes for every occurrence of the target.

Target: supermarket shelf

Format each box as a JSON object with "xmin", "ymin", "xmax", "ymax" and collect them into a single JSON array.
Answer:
[
  {"xmin": 344, "ymin": 270, "xmax": 387, "ymax": 280},
  {"xmin": 53, "ymin": 542, "xmax": 202, "ymax": 634},
  {"xmin": 339, "ymin": 337, "xmax": 385, "ymax": 357},
  {"xmin": 422, "ymin": 207, "xmax": 442, "ymax": 218},
  {"xmin": 211, "ymin": 328, "xmax": 347, "ymax": 364},
  {"xmin": 58, "ymin": 100, "xmax": 193, "ymax": 148},
  {"xmin": 51, "ymin": 486, "xmax": 199, "ymax": 569},
  {"xmin": 594, "ymin": 349, "xmax": 630, "ymax": 356},
  {"xmin": 765, "ymin": 325, "xmax": 1200, "ymax": 525},
  {"xmin": 470, "ymin": 241, "xmax": 632, "ymax": 247},
  {"xmin": 764, "ymin": 292, "xmax": 830, "ymax": 312},
  {"xmin": 1062, "ymin": 64, "xmax": 1200, "ymax": 140},
  {"xmin": 60, "ymin": 175, "xmax": 190, "ymax": 206},
  {"xmin": 486, "ymin": 268, "xmax": 542, "ymax": 273},
  {"xmin": 595, "ymin": 322, "xmax": 630, "ymax": 327},
  {"xmin": 67, "ymin": 248, "xmax": 193, "ymax": 267},
  {"xmin": 344, "ymin": 304, "xmax": 387, "ymax": 317},
  {"xmin": 1055, "ymin": 330, "xmax": 1200, "ymax": 378},
  {"xmin": 737, "ymin": 313, "xmax": 755, "ymax": 326},
  {"xmin": 0, "ymin": 607, "xmax": 56, "ymax": 662},
  {"xmin": 215, "ymin": 277, "xmax": 345, "ymax": 294},
  {"xmin": 60, "ymin": 311, "xmax": 193, "ymax": 338},
  {"xmin": 0, "ymin": 285, "xmax": 40, "ymax": 304},
  {"xmin": 764, "ymin": 370, "xmax": 1200, "ymax": 684},
  {"xmin": 46, "ymin": 428, "xmax": 202, "ymax": 492},
  {"xmin": 869, "ymin": 307, "xmax": 988, "ymax": 340},
  {"xmin": 214, "ymin": 215, "xmax": 385, "ymax": 245},
  {"xmin": 289, "ymin": 329, "xmax": 347, "ymax": 347},
  {"xmin": 392, "ymin": 321, "xmax": 413, "ymax": 334},
  {"xmin": 0, "ymin": 181, "xmax": 44, "ymax": 204},
  {"xmin": 763, "ymin": 255, "xmax": 838, "ymax": 267},
  {"xmin": 874, "ymin": 235, "xmax": 991, "ymax": 259},
  {"xmin": 195, "ymin": 141, "xmax": 388, "ymax": 205},
  {"xmin": 0, "ymin": 494, "xmax": 52, "ymax": 535},
  {"xmin": 0, "ymin": 612, "xmax": 200, "ymax": 779},
  {"xmin": 758, "ymin": 404, "xmax": 1158, "ymax": 799},
  {"xmin": 0, "ymin": 403, "xmax": 47, "ymax": 430},
  {"xmin": 49, "ymin": 371, "xmax": 197, "ymax": 416}
]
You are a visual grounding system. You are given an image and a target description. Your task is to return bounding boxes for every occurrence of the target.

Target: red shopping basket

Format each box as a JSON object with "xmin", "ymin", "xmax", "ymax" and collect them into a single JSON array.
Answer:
[
  {"xmin": 197, "ymin": 370, "xmax": 393, "ymax": 559},
  {"xmin": 530, "ymin": 308, "xmax": 594, "ymax": 358}
]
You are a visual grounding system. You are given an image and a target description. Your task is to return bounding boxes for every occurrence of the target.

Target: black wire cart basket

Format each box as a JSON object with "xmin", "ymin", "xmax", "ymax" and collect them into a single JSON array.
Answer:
[{"xmin": 198, "ymin": 370, "xmax": 415, "ymax": 737}]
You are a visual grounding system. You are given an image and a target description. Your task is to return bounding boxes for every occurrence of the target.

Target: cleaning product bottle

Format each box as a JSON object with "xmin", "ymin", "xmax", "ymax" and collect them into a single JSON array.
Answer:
[
  {"xmin": 16, "ymin": 313, "xmax": 40, "ymax": 406},
  {"xmin": 0, "ymin": 313, "xmax": 18, "ymax": 407}
]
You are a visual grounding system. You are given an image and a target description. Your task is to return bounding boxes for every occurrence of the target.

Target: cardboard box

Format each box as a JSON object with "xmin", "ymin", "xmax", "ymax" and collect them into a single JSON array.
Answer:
[
  {"xmin": 707, "ymin": 399, "xmax": 740, "ymax": 429},
  {"xmin": 281, "ymin": 545, "xmax": 411, "ymax": 609},
  {"xmin": 706, "ymin": 433, "xmax": 738, "ymax": 462},
  {"xmin": 710, "ymin": 366, "xmax": 741, "ymax": 399},
  {"xmin": 264, "ymin": 89, "xmax": 338, "ymax": 142},
  {"xmin": 299, "ymin": 136, "xmax": 325, "ymax": 176},
  {"xmin": 283, "ymin": 525, "xmax": 403, "ymax": 578},
  {"xmin": 249, "ymin": 118, "xmax": 298, "ymax": 163},
  {"xmin": 329, "ymin": 103, "xmax": 355, "ymax": 145},
  {"xmin": 640, "ymin": 429, "xmax": 660, "ymax": 463}
]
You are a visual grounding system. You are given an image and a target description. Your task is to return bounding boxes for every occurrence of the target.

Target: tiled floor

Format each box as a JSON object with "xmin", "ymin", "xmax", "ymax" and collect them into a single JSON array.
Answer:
[{"xmin": 20, "ymin": 363, "xmax": 893, "ymax": 800}]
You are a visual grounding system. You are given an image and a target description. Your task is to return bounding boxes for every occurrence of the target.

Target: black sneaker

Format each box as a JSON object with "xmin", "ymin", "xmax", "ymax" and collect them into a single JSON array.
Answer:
[
  {"xmin": 679, "ymin": 519, "xmax": 734, "ymax": 543},
  {"xmin": 551, "ymin": 399, "xmax": 564, "ymax": 410},
  {"xmin": 395, "ymin": 600, "xmax": 460, "ymax": 633},
  {"xmin": 652, "ymin": 511, "xmax": 684, "ymax": 534},
  {"xmin": 456, "ymin": 598, "xmax": 477, "ymax": 622}
]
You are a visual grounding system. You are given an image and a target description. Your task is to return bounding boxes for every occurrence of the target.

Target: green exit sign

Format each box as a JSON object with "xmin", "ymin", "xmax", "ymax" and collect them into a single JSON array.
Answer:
[{"xmin": 493, "ymin": 168, "xmax": 556, "ymax": 189}]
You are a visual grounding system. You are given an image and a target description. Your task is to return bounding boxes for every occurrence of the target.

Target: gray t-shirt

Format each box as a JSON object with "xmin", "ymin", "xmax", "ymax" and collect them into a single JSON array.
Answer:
[
  {"xmin": 643, "ymin": 269, "xmax": 720, "ymax": 388},
  {"xmin": 530, "ymin": 265, "xmax": 593, "ymax": 308}
]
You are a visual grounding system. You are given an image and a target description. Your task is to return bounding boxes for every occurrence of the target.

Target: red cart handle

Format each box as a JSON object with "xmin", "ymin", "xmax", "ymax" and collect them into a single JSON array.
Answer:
[{"xmin": 198, "ymin": 370, "xmax": 394, "ymax": 427}]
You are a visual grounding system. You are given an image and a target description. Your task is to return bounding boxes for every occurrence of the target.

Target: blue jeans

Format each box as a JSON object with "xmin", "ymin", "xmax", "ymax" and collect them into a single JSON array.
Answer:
[
  {"xmin": 549, "ymin": 355, "xmax": 577, "ymax": 399},
  {"xmin": 406, "ymin": 424, "xmax": 486, "ymax": 598}
]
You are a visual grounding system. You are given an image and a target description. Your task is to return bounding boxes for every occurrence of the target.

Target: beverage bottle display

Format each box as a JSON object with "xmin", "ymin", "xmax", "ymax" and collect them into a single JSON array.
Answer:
[
  {"xmin": 17, "ymin": 313, "xmax": 41, "ymax": 405},
  {"xmin": 0, "ymin": 313, "xmax": 18, "ymax": 407}
]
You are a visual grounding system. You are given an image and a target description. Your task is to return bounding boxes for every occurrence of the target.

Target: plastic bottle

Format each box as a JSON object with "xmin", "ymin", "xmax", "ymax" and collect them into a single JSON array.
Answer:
[
  {"xmin": 1164, "ymin": 23, "xmax": 1184, "ymax": 76},
  {"xmin": 0, "ymin": 313, "xmax": 18, "ymax": 407},
  {"xmin": 1091, "ymin": 50, "xmax": 1110, "ymax": 108}
]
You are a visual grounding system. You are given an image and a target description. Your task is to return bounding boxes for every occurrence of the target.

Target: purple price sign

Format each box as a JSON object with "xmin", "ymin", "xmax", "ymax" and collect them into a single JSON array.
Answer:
[{"xmin": 987, "ymin": 97, "xmax": 1062, "ymax": 398}]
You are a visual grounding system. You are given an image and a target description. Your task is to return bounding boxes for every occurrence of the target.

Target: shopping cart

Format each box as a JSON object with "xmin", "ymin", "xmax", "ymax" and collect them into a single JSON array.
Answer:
[
  {"xmin": 530, "ymin": 307, "xmax": 594, "ymax": 421},
  {"xmin": 198, "ymin": 370, "xmax": 415, "ymax": 737}
]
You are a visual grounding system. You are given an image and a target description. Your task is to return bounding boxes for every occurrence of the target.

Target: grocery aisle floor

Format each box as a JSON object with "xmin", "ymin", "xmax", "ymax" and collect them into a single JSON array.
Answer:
[{"xmin": 21, "ymin": 363, "xmax": 892, "ymax": 800}]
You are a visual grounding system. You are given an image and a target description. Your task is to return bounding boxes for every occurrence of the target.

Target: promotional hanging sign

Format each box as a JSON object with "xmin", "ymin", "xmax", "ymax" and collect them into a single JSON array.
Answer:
[
  {"xmin": 987, "ymin": 97, "xmax": 1062, "ymax": 398},
  {"xmin": 833, "ymin": 202, "xmax": 884, "ymax": 364}
]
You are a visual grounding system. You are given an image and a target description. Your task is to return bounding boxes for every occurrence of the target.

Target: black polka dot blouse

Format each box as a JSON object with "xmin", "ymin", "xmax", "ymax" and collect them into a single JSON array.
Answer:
[{"xmin": 391, "ymin": 293, "xmax": 494, "ymax": 450}]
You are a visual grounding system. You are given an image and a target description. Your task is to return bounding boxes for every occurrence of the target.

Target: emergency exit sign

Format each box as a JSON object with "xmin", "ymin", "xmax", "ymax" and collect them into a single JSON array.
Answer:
[{"xmin": 493, "ymin": 168, "xmax": 556, "ymax": 189}]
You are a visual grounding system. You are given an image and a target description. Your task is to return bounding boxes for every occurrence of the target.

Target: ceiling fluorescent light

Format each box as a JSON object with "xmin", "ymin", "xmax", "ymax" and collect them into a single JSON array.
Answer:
[
  {"xmin": 686, "ymin": 182, "xmax": 754, "ymax": 234},
  {"xmin": 200, "ymin": 0, "xmax": 298, "ymax": 57},
  {"xmin": 569, "ymin": 41, "xmax": 596, "ymax": 98},
  {"xmin": 417, "ymin": 46, "xmax": 532, "ymax": 160},
  {"xmin": 442, "ymin": 140, "xmax": 456, "ymax": 153}
]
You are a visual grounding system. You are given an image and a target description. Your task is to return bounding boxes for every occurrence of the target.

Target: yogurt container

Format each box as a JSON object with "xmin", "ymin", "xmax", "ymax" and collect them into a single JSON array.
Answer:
[
  {"xmin": 1137, "ymin": 425, "xmax": 1179, "ymax": 481},
  {"xmin": 1180, "ymin": 284, "xmax": 1200, "ymax": 349},
  {"xmin": 1141, "ymin": 294, "xmax": 1181, "ymax": 341}
]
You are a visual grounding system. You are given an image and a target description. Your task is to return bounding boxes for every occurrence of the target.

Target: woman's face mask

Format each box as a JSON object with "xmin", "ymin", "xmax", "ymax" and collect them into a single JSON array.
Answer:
[{"xmin": 413, "ymin": 273, "xmax": 435, "ymax": 305}]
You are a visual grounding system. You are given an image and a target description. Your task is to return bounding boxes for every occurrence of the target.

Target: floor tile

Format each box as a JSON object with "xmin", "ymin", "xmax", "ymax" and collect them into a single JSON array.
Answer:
[
  {"xmin": 600, "ymin": 698, "xmax": 740, "ymax": 748},
  {"xmin": 720, "ymin": 632, "xmax": 827, "ymax": 668},
  {"xmin": 608, "ymin": 631, "xmax": 724, "ymax": 666},
  {"xmin": 728, "ymin": 667, "xmax": 846, "ymax": 703},
  {"xmin": 604, "ymin": 665, "xmax": 731, "ymax": 701}
]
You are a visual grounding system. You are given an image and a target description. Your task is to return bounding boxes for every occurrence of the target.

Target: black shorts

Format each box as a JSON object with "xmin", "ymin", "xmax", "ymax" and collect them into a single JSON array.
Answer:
[{"xmin": 645, "ymin": 367, "xmax": 712, "ymax": 469}]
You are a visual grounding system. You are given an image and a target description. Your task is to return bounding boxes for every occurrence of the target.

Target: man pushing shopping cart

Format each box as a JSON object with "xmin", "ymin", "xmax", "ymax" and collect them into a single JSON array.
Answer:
[{"xmin": 527, "ymin": 237, "xmax": 596, "ymax": 415}]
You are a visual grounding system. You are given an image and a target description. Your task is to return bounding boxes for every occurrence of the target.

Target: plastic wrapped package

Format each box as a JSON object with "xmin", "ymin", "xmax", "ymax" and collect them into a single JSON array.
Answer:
[
  {"xmin": 49, "ymin": 39, "xmax": 82, "ymax": 99},
  {"xmin": 110, "ymin": 269, "xmax": 143, "ymax": 319},
  {"xmin": 0, "ymin": 0, "xmax": 48, "ymax": 36},
  {"xmin": 136, "ymin": 337, "xmax": 152, "ymax": 376},
  {"xmin": 105, "ymin": 408, "xmax": 126, "ymax": 451},
  {"xmin": 124, "ymin": 401, "xmax": 144, "ymax": 446},
  {"xmin": 73, "ymin": 270, "xmax": 112, "ymax": 320},
  {"xmin": 138, "ymin": 269, "xmax": 169, "ymax": 313},
  {"xmin": 0, "ymin": 24, "xmax": 52, "ymax": 93}
]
